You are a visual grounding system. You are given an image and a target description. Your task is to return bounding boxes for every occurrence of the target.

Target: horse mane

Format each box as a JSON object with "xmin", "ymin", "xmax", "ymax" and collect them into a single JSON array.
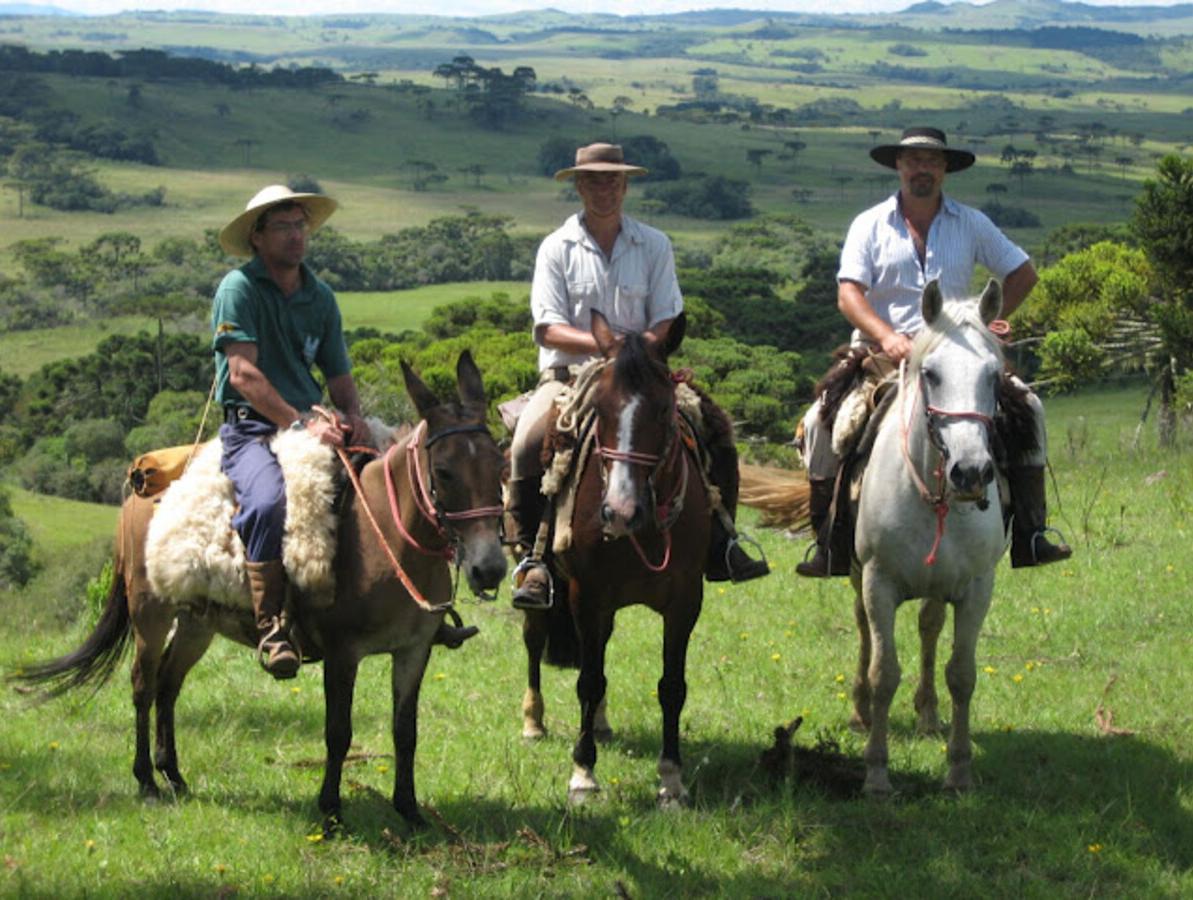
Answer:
[
  {"xmin": 613, "ymin": 332, "xmax": 669, "ymax": 391},
  {"xmin": 909, "ymin": 299, "xmax": 1005, "ymax": 372}
]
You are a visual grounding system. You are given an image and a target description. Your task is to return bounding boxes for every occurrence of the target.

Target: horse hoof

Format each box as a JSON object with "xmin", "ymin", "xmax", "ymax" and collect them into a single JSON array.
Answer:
[
  {"xmin": 847, "ymin": 713, "xmax": 870, "ymax": 734},
  {"xmin": 522, "ymin": 724, "xmax": 547, "ymax": 740},
  {"xmin": 943, "ymin": 766, "xmax": 973, "ymax": 793},
  {"xmin": 593, "ymin": 727, "xmax": 614, "ymax": 745},
  {"xmin": 567, "ymin": 785, "xmax": 600, "ymax": 806},
  {"xmin": 322, "ymin": 812, "xmax": 344, "ymax": 838},
  {"xmin": 656, "ymin": 789, "xmax": 689, "ymax": 811},
  {"xmin": 138, "ymin": 781, "xmax": 161, "ymax": 802},
  {"xmin": 862, "ymin": 771, "xmax": 894, "ymax": 798}
]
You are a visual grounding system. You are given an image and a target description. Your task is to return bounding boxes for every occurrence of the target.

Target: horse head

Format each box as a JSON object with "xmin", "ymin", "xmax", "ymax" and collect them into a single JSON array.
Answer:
[
  {"xmin": 590, "ymin": 309, "xmax": 687, "ymax": 537},
  {"xmin": 399, "ymin": 351, "xmax": 508, "ymax": 595},
  {"xmin": 911, "ymin": 279, "xmax": 1004, "ymax": 501}
]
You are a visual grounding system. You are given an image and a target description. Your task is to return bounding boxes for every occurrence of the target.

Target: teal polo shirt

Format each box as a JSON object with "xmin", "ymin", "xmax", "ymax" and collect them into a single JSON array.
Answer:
[{"xmin": 211, "ymin": 256, "xmax": 352, "ymax": 413}]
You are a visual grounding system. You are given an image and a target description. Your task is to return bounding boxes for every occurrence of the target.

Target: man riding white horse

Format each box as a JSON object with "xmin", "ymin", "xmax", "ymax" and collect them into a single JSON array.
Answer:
[{"xmin": 797, "ymin": 127, "xmax": 1071, "ymax": 577}]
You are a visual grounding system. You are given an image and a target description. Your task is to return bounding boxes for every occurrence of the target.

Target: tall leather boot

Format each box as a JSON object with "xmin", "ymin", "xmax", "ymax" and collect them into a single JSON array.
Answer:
[
  {"xmin": 795, "ymin": 477, "xmax": 850, "ymax": 578},
  {"xmin": 1009, "ymin": 465, "xmax": 1072, "ymax": 568},
  {"xmin": 507, "ymin": 477, "xmax": 553, "ymax": 610},
  {"xmin": 703, "ymin": 414, "xmax": 769, "ymax": 583},
  {"xmin": 246, "ymin": 559, "xmax": 300, "ymax": 680}
]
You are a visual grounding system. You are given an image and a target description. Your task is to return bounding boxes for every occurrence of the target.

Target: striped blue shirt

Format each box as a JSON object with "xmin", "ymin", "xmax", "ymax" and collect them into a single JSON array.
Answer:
[{"xmin": 837, "ymin": 192, "xmax": 1029, "ymax": 338}]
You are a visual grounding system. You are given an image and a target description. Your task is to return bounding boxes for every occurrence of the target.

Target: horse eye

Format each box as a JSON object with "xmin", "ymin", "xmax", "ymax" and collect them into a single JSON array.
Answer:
[
  {"xmin": 434, "ymin": 466, "xmax": 454, "ymax": 484},
  {"xmin": 923, "ymin": 368, "xmax": 941, "ymax": 388}
]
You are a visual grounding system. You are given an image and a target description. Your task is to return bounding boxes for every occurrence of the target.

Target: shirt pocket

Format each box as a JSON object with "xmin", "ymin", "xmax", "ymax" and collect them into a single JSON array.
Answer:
[
  {"xmin": 609, "ymin": 282, "xmax": 649, "ymax": 332},
  {"xmin": 567, "ymin": 279, "xmax": 600, "ymax": 326}
]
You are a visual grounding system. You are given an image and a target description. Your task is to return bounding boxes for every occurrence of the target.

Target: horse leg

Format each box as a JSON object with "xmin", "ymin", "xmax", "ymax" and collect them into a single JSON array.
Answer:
[
  {"xmin": 593, "ymin": 695, "xmax": 613, "ymax": 744},
  {"xmin": 318, "ymin": 649, "xmax": 360, "ymax": 831},
  {"xmin": 390, "ymin": 646, "xmax": 431, "ymax": 828},
  {"xmin": 656, "ymin": 595, "xmax": 699, "ymax": 809},
  {"xmin": 860, "ymin": 567, "xmax": 901, "ymax": 797},
  {"xmin": 130, "ymin": 604, "xmax": 173, "ymax": 799},
  {"xmin": 849, "ymin": 586, "xmax": 872, "ymax": 733},
  {"xmin": 914, "ymin": 598, "xmax": 947, "ymax": 736},
  {"xmin": 568, "ymin": 603, "xmax": 611, "ymax": 805},
  {"xmin": 153, "ymin": 616, "xmax": 214, "ymax": 795},
  {"xmin": 521, "ymin": 610, "xmax": 548, "ymax": 740},
  {"xmin": 943, "ymin": 578, "xmax": 994, "ymax": 792}
]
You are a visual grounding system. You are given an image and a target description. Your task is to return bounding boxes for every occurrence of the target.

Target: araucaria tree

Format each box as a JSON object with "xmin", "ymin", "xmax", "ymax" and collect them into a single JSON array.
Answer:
[{"xmin": 1132, "ymin": 154, "xmax": 1193, "ymax": 441}]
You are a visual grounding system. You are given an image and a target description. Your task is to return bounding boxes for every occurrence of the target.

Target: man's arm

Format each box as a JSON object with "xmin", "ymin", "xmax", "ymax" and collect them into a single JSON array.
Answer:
[
  {"xmin": 999, "ymin": 261, "xmax": 1038, "ymax": 319},
  {"xmin": 838, "ymin": 280, "xmax": 913, "ymax": 363},
  {"xmin": 327, "ymin": 372, "xmax": 370, "ymax": 446},
  {"xmin": 225, "ymin": 342, "xmax": 344, "ymax": 447}
]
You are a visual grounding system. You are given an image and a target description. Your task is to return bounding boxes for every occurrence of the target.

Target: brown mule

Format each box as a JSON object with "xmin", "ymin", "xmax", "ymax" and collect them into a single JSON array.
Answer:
[{"xmin": 14, "ymin": 352, "xmax": 507, "ymax": 832}]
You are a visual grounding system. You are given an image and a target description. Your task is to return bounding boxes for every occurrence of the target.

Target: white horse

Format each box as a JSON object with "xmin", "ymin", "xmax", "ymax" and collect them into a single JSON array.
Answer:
[{"xmin": 852, "ymin": 278, "xmax": 1007, "ymax": 795}]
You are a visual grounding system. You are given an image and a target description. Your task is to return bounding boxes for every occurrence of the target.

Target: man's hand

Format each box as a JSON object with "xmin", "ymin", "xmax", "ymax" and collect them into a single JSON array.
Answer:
[
  {"xmin": 305, "ymin": 416, "xmax": 345, "ymax": 448},
  {"xmin": 338, "ymin": 412, "xmax": 372, "ymax": 447},
  {"xmin": 880, "ymin": 331, "xmax": 914, "ymax": 363}
]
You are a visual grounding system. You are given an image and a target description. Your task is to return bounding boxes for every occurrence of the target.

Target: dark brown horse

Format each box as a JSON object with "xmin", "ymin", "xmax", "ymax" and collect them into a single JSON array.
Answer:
[
  {"xmin": 522, "ymin": 311, "xmax": 710, "ymax": 807},
  {"xmin": 14, "ymin": 352, "xmax": 506, "ymax": 829}
]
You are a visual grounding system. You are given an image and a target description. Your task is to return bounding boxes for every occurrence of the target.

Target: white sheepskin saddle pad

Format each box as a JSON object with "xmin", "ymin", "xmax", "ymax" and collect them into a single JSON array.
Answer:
[{"xmin": 144, "ymin": 429, "xmax": 341, "ymax": 610}]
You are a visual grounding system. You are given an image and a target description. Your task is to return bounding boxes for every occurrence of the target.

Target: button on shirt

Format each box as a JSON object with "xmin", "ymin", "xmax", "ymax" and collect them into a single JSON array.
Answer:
[
  {"xmin": 837, "ymin": 193, "xmax": 1029, "ymax": 340},
  {"xmin": 530, "ymin": 213, "xmax": 684, "ymax": 371}
]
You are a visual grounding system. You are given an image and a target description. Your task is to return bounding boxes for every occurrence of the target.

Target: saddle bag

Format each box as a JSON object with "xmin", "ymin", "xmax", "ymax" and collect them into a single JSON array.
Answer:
[{"xmin": 127, "ymin": 443, "xmax": 208, "ymax": 498}]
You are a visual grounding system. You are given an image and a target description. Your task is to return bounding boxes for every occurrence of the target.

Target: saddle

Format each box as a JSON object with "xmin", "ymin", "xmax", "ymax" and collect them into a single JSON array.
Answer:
[{"xmin": 143, "ymin": 429, "xmax": 343, "ymax": 612}]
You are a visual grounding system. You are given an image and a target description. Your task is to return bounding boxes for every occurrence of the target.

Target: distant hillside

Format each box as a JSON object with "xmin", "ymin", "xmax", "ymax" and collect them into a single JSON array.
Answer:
[{"xmin": 0, "ymin": 3, "xmax": 76, "ymax": 12}]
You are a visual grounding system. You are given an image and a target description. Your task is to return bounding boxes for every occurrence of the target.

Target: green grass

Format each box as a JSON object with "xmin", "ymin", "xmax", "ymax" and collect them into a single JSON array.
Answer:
[
  {"xmin": 338, "ymin": 281, "xmax": 528, "ymax": 334},
  {"xmin": 0, "ymin": 316, "xmax": 168, "ymax": 379},
  {"xmin": 2, "ymin": 384, "xmax": 1191, "ymax": 896},
  {"xmin": 6, "ymin": 486, "xmax": 118, "ymax": 556}
]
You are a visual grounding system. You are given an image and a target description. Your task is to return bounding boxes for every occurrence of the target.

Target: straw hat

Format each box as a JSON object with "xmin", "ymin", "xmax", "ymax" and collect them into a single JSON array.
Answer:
[
  {"xmin": 870, "ymin": 127, "xmax": 975, "ymax": 173},
  {"xmin": 554, "ymin": 142, "xmax": 648, "ymax": 181},
  {"xmin": 218, "ymin": 184, "xmax": 338, "ymax": 257}
]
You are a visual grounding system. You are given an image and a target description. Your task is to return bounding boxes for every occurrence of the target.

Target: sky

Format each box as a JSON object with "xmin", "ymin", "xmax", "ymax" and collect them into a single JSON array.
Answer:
[{"xmin": 16, "ymin": 0, "xmax": 1192, "ymax": 19}]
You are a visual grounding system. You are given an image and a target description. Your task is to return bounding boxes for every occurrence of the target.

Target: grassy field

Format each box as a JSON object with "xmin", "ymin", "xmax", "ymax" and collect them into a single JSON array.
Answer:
[{"xmin": 2, "ymin": 384, "xmax": 1190, "ymax": 896}]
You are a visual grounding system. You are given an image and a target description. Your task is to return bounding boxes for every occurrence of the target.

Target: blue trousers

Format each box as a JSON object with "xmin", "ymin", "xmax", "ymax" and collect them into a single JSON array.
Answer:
[{"xmin": 220, "ymin": 420, "xmax": 286, "ymax": 563}]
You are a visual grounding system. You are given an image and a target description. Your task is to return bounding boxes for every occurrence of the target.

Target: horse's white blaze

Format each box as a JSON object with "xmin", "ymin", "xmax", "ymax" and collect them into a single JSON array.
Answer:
[{"xmin": 604, "ymin": 394, "xmax": 642, "ymax": 523}]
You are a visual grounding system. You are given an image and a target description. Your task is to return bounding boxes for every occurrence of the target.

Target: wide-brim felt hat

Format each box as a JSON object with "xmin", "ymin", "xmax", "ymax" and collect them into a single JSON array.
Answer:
[
  {"xmin": 554, "ymin": 142, "xmax": 648, "ymax": 181},
  {"xmin": 219, "ymin": 184, "xmax": 338, "ymax": 257},
  {"xmin": 870, "ymin": 127, "xmax": 976, "ymax": 173}
]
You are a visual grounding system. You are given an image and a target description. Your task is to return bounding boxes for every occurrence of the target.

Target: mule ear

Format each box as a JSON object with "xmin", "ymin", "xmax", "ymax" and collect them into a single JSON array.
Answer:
[
  {"xmin": 658, "ymin": 312, "xmax": 686, "ymax": 359},
  {"xmin": 401, "ymin": 359, "xmax": 440, "ymax": 417},
  {"xmin": 455, "ymin": 349, "xmax": 486, "ymax": 407},
  {"xmin": 978, "ymin": 278, "xmax": 1003, "ymax": 325},
  {"xmin": 921, "ymin": 279, "xmax": 943, "ymax": 325},
  {"xmin": 591, "ymin": 309, "xmax": 620, "ymax": 358}
]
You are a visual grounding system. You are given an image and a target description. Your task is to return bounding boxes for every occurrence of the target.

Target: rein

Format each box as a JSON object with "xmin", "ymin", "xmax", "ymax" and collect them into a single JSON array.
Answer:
[
  {"xmin": 316, "ymin": 409, "xmax": 501, "ymax": 611},
  {"xmin": 897, "ymin": 361, "xmax": 995, "ymax": 566}
]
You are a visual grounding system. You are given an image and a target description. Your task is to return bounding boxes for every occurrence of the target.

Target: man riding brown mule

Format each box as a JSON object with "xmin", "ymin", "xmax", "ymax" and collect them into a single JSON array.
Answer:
[{"xmin": 14, "ymin": 353, "xmax": 506, "ymax": 831}]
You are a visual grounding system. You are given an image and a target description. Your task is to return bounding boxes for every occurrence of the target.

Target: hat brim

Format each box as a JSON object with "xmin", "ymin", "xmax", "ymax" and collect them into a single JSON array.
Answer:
[
  {"xmin": 554, "ymin": 162, "xmax": 648, "ymax": 182},
  {"xmin": 219, "ymin": 193, "xmax": 338, "ymax": 257},
  {"xmin": 870, "ymin": 145, "xmax": 975, "ymax": 173}
]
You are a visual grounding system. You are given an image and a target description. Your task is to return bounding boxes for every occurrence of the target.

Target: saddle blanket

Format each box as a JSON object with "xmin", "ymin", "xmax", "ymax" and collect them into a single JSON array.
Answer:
[{"xmin": 144, "ymin": 426, "xmax": 374, "ymax": 611}]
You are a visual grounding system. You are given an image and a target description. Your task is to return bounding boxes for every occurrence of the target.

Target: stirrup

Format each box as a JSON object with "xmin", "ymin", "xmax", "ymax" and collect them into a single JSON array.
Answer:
[
  {"xmin": 724, "ymin": 531, "xmax": 769, "ymax": 582},
  {"xmin": 511, "ymin": 557, "xmax": 554, "ymax": 610},
  {"xmin": 1031, "ymin": 526, "xmax": 1071, "ymax": 563}
]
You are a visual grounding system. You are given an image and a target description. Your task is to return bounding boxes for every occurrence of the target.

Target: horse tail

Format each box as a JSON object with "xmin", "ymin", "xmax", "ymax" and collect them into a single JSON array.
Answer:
[
  {"xmin": 11, "ymin": 557, "xmax": 132, "ymax": 701},
  {"xmin": 739, "ymin": 463, "xmax": 813, "ymax": 532},
  {"xmin": 543, "ymin": 592, "xmax": 580, "ymax": 669}
]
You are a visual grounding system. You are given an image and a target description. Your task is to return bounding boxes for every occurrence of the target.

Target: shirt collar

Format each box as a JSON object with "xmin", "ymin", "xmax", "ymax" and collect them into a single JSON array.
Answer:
[
  {"xmin": 567, "ymin": 212, "xmax": 642, "ymax": 247},
  {"xmin": 888, "ymin": 191, "xmax": 958, "ymax": 222},
  {"xmin": 244, "ymin": 255, "xmax": 313, "ymax": 288}
]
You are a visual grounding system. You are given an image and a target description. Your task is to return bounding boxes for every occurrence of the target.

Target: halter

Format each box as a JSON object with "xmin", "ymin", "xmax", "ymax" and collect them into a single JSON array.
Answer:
[
  {"xmin": 898, "ymin": 360, "xmax": 995, "ymax": 566},
  {"xmin": 594, "ymin": 373, "xmax": 691, "ymax": 573},
  {"xmin": 326, "ymin": 411, "xmax": 502, "ymax": 611}
]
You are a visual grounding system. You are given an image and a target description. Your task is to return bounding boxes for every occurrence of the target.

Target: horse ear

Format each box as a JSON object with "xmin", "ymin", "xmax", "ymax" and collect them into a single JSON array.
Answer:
[
  {"xmin": 659, "ymin": 312, "xmax": 686, "ymax": 359},
  {"xmin": 978, "ymin": 278, "xmax": 1003, "ymax": 325},
  {"xmin": 591, "ymin": 310, "xmax": 619, "ymax": 358},
  {"xmin": 921, "ymin": 279, "xmax": 943, "ymax": 325},
  {"xmin": 401, "ymin": 359, "xmax": 440, "ymax": 417},
  {"xmin": 455, "ymin": 349, "xmax": 486, "ymax": 407}
]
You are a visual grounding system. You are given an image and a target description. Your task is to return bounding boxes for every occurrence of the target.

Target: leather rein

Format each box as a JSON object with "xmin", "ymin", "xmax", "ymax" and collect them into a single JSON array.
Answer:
[
  {"xmin": 897, "ymin": 361, "xmax": 995, "ymax": 566},
  {"xmin": 322, "ymin": 411, "xmax": 502, "ymax": 611},
  {"xmin": 593, "ymin": 371, "xmax": 693, "ymax": 573}
]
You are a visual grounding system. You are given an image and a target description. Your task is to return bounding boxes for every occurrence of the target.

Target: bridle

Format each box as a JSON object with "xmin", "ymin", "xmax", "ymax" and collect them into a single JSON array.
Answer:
[
  {"xmin": 898, "ymin": 359, "xmax": 995, "ymax": 566},
  {"xmin": 334, "ymin": 415, "xmax": 503, "ymax": 610},
  {"xmin": 593, "ymin": 371, "xmax": 691, "ymax": 573}
]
